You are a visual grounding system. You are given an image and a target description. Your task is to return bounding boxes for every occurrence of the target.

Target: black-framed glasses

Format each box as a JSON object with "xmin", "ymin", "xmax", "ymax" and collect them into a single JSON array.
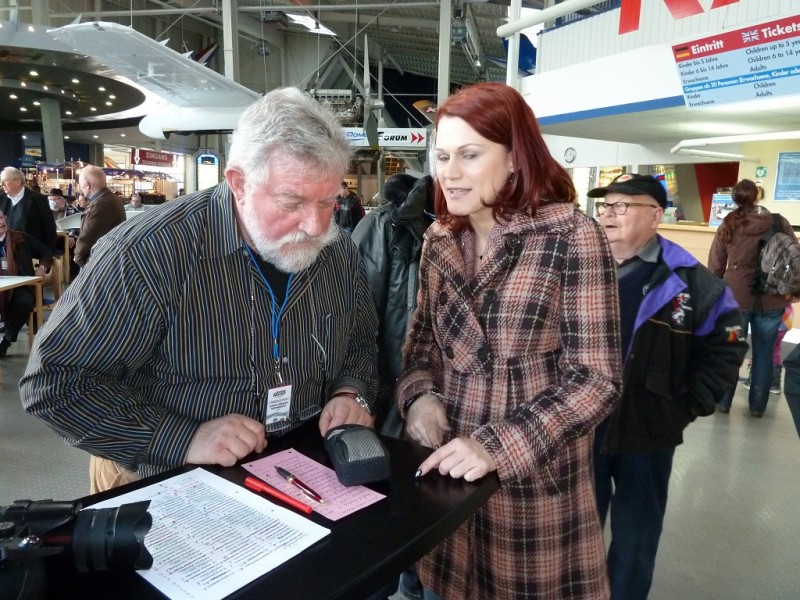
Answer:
[{"xmin": 595, "ymin": 201, "xmax": 660, "ymax": 216}]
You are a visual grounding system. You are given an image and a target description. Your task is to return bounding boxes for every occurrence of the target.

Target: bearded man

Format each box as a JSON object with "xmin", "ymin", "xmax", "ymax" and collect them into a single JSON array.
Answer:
[{"xmin": 20, "ymin": 88, "xmax": 379, "ymax": 493}]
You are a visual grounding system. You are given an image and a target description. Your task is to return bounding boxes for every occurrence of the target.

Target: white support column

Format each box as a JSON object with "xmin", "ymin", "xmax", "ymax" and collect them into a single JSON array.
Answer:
[
  {"xmin": 221, "ymin": 0, "xmax": 240, "ymax": 82},
  {"xmin": 506, "ymin": 0, "xmax": 521, "ymax": 88},
  {"xmin": 437, "ymin": 0, "xmax": 451, "ymax": 106}
]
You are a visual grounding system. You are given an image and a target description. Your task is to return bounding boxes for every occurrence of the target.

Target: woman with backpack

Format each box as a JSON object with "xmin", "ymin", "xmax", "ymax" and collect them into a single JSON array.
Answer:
[{"xmin": 708, "ymin": 179, "xmax": 798, "ymax": 417}]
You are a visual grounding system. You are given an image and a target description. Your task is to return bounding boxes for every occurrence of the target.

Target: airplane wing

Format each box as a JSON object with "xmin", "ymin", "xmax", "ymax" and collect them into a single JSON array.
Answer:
[{"xmin": 48, "ymin": 21, "xmax": 260, "ymax": 138}]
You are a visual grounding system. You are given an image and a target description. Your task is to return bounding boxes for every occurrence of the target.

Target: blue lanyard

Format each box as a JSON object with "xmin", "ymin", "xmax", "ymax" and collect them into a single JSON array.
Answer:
[{"xmin": 245, "ymin": 246, "xmax": 295, "ymax": 373}]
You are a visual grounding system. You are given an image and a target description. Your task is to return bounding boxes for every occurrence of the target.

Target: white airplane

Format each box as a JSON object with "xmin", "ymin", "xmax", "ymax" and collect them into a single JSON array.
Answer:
[{"xmin": 49, "ymin": 21, "xmax": 260, "ymax": 140}]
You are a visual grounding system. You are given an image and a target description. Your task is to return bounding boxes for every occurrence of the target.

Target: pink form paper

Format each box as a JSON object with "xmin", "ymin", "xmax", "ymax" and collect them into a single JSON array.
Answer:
[{"xmin": 242, "ymin": 448, "xmax": 385, "ymax": 521}]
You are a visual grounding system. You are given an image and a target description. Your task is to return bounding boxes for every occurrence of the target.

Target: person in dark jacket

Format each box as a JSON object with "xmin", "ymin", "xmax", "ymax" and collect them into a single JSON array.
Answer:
[
  {"xmin": 0, "ymin": 212, "xmax": 53, "ymax": 357},
  {"xmin": 74, "ymin": 165, "xmax": 126, "ymax": 267},
  {"xmin": 0, "ymin": 166, "xmax": 57, "ymax": 251},
  {"xmin": 708, "ymin": 179, "xmax": 798, "ymax": 417},
  {"xmin": 333, "ymin": 181, "xmax": 364, "ymax": 234},
  {"xmin": 351, "ymin": 173, "xmax": 432, "ymax": 600},
  {"xmin": 589, "ymin": 174, "xmax": 747, "ymax": 600},
  {"xmin": 352, "ymin": 173, "xmax": 434, "ymax": 436}
]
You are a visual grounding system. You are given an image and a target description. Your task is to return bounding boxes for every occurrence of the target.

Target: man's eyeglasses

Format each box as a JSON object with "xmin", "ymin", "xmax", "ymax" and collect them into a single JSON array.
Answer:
[{"xmin": 595, "ymin": 201, "xmax": 660, "ymax": 216}]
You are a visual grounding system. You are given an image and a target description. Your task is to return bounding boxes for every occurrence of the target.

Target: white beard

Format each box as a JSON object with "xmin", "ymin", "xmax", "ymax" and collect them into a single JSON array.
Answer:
[{"xmin": 242, "ymin": 200, "xmax": 340, "ymax": 273}]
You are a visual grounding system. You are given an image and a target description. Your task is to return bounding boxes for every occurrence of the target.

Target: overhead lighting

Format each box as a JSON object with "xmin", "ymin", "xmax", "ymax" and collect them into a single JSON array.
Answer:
[
  {"xmin": 43, "ymin": 85, "xmax": 48, "ymax": 90},
  {"xmin": 21, "ymin": 135, "xmax": 26, "ymax": 139},
  {"xmin": 105, "ymin": 101, "xmax": 112, "ymax": 106},
  {"xmin": 98, "ymin": 86, "xmax": 106, "ymax": 91},
  {"xmin": 90, "ymin": 107, "xmax": 97, "ymax": 111},
  {"xmin": 27, "ymin": 25, "xmax": 34, "ymax": 32},
  {"xmin": 9, "ymin": 94, "xmax": 17, "ymax": 99},
  {"xmin": 93, "ymin": 135, "xmax": 99, "ymax": 139},
  {"xmin": 71, "ymin": 78, "xmax": 79, "ymax": 84},
  {"xmin": 20, "ymin": 82, "xmax": 26, "ymax": 87},
  {"xmin": 109, "ymin": 94, "xmax": 116, "ymax": 99},
  {"xmin": 29, "ymin": 70, "xmax": 38, "ymax": 77},
  {"xmin": 33, "ymin": 101, "xmax": 40, "ymax": 106},
  {"xmin": 120, "ymin": 133, "xmax": 126, "ymax": 137},
  {"xmin": 64, "ymin": 135, "xmax": 70, "ymax": 140},
  {"xmin": 19, "ymin": 107, "xmax": 27, "ymax": 112},
  {"xmin": 65, "ymin": 110, "xmax": 72, "ymax": 115}
]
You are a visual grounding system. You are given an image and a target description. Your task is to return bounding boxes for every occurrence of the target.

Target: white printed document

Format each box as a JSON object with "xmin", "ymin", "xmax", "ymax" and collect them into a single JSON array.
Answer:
[{"xmin": 88, "ymin": 468, "xmax": 329, "ymax": 600}]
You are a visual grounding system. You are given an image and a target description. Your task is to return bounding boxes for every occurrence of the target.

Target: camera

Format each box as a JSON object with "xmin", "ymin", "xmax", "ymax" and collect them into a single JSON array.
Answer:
[{"xmin": 0, "ymin": 499, "xmax": 153, "ymax": 599}]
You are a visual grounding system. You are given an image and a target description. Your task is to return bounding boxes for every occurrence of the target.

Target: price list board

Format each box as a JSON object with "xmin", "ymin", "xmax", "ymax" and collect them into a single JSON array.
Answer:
[{"xmin": 672, "ymin": 14, "xmax": 800, "ymax": 109}]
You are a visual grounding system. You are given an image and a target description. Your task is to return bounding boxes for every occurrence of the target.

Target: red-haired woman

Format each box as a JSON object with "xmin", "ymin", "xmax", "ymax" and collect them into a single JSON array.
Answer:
[{"xmin": 396, "ymin": 82, "xmax": 621, "ymax": 599}]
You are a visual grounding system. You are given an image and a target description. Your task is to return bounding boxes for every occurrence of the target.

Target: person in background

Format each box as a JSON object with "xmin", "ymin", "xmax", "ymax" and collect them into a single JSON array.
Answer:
[
  {"xmin": 397, "ymin": 82, "xmax": 621, "ymax": 599},
  {"xmin": 20, "ymin": 87, "xmax": 378, "ymax": 494},
  {"xmin": 351, "ymin": 172, "xmax": 432, "ymax": 600},
  {"xmin": 125, "ymin": 192, "xmax": 146, "ymax": 211},
  {"xmin": 0, "ymin": 166, "xmax": 57, "ymax": 251},
  {"xmin": 708, "ymin": 179, "xmax": 797, "ymax": 417},
  {"xmin": 74, "ymin": 165, "xmax": 126, "ymax": 267},
  {"xmin": 0, "ymin": 213, "xmax": 52, "ymax": 357},
  {"xmin": 352, "ymin": 172, "xmax": 433, "ymax": 437},
  {"xmin": 48, "ymin": 188, "xmax": 78, "ymax": 222},
  {"xmin": 75, "ymin": 193, "xmax": 89, "ymax": 211},
  {"xmin": 589, "ymin": 173, "xmax": 747, "ymax": 600},
  {"xmin": 48, "ymin": 187, "xmax": 81, "ymax": 279},
  {"xmin": 781, "ymin": 343, "xmax": 800, "ymax": 436},
  {"xmin": 333, "ymin": 181, "xmax": 364, "ymax": 234}
]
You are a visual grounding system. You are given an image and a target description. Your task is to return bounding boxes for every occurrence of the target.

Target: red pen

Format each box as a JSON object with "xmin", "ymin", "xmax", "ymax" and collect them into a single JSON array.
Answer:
[{"xmin": 244, "ymin": 476, "xmax": 313, "ymax": 514}]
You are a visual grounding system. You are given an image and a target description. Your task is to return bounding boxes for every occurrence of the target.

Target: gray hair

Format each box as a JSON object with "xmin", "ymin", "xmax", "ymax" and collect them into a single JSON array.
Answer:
[
  {"xmin": 227, "ymin": 87, "xmax": 351, "ymax": 188},
  {"xmin": 1, "ymin": 167, "xmax": 24, "ymax": 183}
]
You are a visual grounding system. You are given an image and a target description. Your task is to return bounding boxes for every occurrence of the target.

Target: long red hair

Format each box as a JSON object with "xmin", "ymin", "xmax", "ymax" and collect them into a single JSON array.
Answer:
[{"xmin": 433, "ymin": 82, "xmax": 575, "ymax": 229}]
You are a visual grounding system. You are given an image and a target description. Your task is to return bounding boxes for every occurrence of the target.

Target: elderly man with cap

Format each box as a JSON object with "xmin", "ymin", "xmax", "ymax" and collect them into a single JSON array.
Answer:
[{"xmin": 588, "ymin": 174, "xmax": 747, "ymax": 600}]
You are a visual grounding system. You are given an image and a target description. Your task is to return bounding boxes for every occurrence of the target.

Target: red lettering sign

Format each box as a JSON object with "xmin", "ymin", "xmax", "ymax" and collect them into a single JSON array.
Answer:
[
  {"xmin": 131, "ymin": 148, "xmax": 176, "ymax": 168},
  {"xmin": 619, "ymin": 0, "xmax": 740, "ymax": 34}
]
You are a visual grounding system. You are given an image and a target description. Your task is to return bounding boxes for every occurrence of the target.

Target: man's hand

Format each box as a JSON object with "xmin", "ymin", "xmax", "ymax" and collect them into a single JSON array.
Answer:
[
  {"xmin": 34, "ymin": 264, "xmax": 47, "ymax": 277},
  {"xmin": 416, "ymin": 438, "xmax": 497, "ymax": 482},
  {"xmin": 405, "ymin": 394, "xmax": 450, "ymax": 449},
  {"xmin": 318, "ymin": 394, "xmax": 373, "ymax": 436},
  {"xmin": 67, "ymin": 236, "xmax": 76, "ymax": 249},
  {"xmin": 186, "ymin": 414, "xmax": 267, "ymax": 466}
]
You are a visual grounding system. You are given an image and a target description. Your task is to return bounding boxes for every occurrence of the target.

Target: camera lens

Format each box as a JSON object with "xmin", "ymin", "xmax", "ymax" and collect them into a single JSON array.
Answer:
[{"xmin": 64, "ymin": 501, "xmax": 153, "ymax": 573}]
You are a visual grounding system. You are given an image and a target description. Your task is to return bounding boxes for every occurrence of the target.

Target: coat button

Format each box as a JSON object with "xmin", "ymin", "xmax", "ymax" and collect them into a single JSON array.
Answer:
[
  {"xmin": 477, "ymin": 347, "xmax": 488, "ymax": 361},
  {"xmin": 445, "ymin": 346, "xmax": 454, "ymax": 359},
  {"xmin": 438, "ymin": 291, "xmax": 448, "ymax": 304},
  {"xmin": 484, "ymin": 290, "xmax": 496, "ymax": 302}
]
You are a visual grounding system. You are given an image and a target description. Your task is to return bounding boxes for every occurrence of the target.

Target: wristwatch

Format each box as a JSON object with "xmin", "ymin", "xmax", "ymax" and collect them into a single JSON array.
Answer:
[{"xmin": 335, "ymin": 390, "xmax": 373, "ymax": 416}]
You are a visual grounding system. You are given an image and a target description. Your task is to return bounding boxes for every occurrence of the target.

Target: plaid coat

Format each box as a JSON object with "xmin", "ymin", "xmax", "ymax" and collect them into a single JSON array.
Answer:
[{"xmin": 398, "ymin": 202, "xmax": 621, "ymax": 599}]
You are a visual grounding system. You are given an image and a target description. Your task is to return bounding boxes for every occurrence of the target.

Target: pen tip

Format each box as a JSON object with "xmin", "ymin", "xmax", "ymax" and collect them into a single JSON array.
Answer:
[{"xmin": 414, "ymin": 469, "xmax": 422, "ymax": 479}]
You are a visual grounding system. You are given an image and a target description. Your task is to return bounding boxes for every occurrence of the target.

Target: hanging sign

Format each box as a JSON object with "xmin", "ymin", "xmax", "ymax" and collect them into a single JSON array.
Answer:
[
  {"xmin": 672, "ymin": 14, "xmax": 800, "ymax": 109},
  {"xmin": 132, "ymin": 148, "xmax": 176, "ymax": 168}
]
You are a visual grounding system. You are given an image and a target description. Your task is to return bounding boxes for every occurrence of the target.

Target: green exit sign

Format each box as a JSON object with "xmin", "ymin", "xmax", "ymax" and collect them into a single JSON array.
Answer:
[{"xmin": 755, "ymin": 166, "xmax": 767, "ymax": 178}]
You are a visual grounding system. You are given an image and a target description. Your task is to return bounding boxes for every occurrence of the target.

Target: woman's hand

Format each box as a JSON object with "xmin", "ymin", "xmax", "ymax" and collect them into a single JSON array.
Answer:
[
  {"xmin": 405, "ymin": 393, "xmax": 450, "ymax": 449},
  {"xmin": 416, "ymin": 437, "xmax": 497, "ymax": 482}
]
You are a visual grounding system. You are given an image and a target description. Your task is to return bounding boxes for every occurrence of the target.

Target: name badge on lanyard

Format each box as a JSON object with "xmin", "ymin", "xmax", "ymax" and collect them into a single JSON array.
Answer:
[{"xmin": 265, "ymin": 384, "xmax": 293, "ymax": 424}]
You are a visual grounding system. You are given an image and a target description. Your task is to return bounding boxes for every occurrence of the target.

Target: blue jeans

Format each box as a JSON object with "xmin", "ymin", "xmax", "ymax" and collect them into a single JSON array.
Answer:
[
  {"xmin": 594, "ymin": 420, "xmax": 676, "ymax": 600},
  {"xmin": 782, "ymin": 344, "xmax": 800, "ymax": 437},
  {"xmin": 719, "ymin": 309, "xmax": 783, "ymax": 414}
]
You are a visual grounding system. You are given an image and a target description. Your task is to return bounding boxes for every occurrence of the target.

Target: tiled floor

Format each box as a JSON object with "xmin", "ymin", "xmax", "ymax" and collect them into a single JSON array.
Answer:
[{"xmin": 2, "ymin": 338, "xmax": 798, "ymax": 599}]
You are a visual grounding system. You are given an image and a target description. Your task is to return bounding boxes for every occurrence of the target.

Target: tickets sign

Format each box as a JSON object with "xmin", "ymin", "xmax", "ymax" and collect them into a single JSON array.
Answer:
[{"xmin": 672, "ymin": 14, "xmax": 800, "ymax": 109}]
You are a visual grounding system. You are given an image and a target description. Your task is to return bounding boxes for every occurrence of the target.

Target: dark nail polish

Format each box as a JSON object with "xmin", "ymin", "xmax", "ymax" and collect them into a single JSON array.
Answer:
[{"xmin": 414, "ymin": 469, "xmax": 422, "ymax": 479}]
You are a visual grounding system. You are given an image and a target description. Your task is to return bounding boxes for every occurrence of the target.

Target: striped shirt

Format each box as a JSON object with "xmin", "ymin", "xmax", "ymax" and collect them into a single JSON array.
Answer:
[{"xmin": 20, "ymin": 182, "xmax": 378, "ymax": 479}]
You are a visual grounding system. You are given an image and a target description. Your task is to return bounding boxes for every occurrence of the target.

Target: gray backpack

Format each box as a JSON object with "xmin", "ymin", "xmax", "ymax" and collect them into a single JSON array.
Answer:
[{"xmin": 751, "ymin": 213, "xmax": 800, "ymax": 296}]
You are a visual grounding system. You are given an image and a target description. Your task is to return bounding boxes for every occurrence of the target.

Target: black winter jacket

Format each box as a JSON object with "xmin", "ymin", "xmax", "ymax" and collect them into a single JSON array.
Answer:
[
  {"xmin": 601, "ymin": 236, "xmax": 748, "ymax": 453},
  {"xmin": 351, "ymin": 176, "xmax": 434, "ymax": 436}
]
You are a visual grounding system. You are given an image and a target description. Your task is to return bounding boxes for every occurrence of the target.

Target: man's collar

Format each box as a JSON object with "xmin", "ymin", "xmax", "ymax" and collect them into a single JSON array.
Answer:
[{"xmin": 617, "ymin": 235, "xmax": 660, "ymax": 276}]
